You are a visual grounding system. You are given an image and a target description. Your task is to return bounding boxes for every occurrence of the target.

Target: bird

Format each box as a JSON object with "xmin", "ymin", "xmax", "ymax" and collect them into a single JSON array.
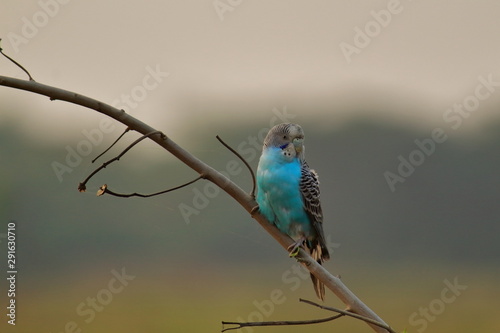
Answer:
[{"xmin": 256, "ymin": 123, "xmax": 330, "ymax": 300}]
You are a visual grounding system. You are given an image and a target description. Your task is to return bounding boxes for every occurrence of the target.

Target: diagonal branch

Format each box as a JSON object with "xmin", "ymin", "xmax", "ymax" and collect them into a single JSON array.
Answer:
[{"xmin": 0, "ymin": 75, "xmax": 392, "ymax": 333}]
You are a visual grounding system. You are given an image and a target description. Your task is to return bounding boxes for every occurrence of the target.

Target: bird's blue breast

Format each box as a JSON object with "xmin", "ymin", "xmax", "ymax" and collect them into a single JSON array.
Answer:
[{"xmin": 256, "ymin": 147, "xmax": 312, "ymax": 238}]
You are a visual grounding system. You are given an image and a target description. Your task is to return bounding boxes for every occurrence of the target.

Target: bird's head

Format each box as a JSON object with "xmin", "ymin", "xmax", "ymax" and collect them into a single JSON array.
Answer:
[
  {"xmin": 263, "ymin": 123, "xmax": 305, "ymax": 159},
  {"xmin": 263, "ymin": 123, "xmax": 304, "ymax": 149}
]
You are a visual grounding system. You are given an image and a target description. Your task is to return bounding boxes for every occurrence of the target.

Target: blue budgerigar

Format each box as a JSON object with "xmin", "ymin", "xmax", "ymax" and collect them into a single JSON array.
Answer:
[{"xmin": 256, "ymin": 123, "xmax": 330, "ymax": 300}]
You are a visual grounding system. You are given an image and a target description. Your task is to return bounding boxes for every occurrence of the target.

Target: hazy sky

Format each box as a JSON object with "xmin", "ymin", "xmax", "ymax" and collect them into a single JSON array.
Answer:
[{"xmin": 2, "ymin": 1, "xmax": 500, "ymax": 143}]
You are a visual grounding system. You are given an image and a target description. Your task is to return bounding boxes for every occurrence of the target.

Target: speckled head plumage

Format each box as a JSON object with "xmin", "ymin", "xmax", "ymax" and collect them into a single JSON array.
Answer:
[{"xmin": 263, "ymin": 123, "xmax": 305, "ymax": 158}]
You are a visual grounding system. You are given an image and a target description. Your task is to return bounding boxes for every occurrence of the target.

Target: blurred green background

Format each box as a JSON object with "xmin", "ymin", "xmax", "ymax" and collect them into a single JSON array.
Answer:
[
  {"xmin": 1, "ymin": 116, "xmax": 499, "ymax": 332},
  {"xmin": 2, "ymin": 1, "xmax": 500, "ymax": 332}
]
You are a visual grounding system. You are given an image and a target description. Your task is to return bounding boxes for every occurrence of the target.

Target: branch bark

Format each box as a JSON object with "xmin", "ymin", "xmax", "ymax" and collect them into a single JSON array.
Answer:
[{"xmin": 0, "ymin": 75, "xmax": 392, "ymax": 333}]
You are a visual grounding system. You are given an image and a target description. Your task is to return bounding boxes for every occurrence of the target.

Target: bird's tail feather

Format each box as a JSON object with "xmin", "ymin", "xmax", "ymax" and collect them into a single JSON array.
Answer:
[
  {"xmin": 310, "ymin": 272, "xmax": 325, "ymax": 301},
  {"xmin": 310, "ymin": 243, "xmax": 329, "ymax": 301}
]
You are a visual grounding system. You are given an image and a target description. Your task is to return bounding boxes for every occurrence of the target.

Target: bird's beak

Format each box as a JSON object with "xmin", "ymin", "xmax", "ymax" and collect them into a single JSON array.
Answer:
[{"xmin": 292, "ymin": 137, "xmax": 304, "ymax": 153}]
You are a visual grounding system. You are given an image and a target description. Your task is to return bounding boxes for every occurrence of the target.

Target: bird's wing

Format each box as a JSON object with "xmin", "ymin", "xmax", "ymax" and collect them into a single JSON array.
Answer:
[{"xmin": 299, "ymin": 161, "xmax": 330, "ymax": 261}]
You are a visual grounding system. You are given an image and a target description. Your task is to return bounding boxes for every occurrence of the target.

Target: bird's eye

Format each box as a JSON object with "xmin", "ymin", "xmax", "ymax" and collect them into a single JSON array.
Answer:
[{"xmin": 283, "ymin": 135, "xmax": 287, "ymax": 139}]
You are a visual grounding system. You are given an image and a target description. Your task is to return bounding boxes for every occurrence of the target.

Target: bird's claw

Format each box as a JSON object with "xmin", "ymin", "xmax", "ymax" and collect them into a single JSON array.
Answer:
[
  {"xmin": 287, "ymin": 238, "xmax": 306, "ymax": 257},
  {"xmin": 289, "ymin": 246, "xmax": 300, "ymax": 258}
]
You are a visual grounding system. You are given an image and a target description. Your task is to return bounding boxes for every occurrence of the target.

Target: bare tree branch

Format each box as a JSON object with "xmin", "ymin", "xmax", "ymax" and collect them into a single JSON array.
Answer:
[
  {"xmin": 0, "ymin": 39, "xmax": 35, "ymax": 81},
  {"xmin": 78, "ymin": 130, "xmax": 165, "ymax": 192},
  {"xmin": 221, "ymin": 298, "xmax": 398, "ymax": 333},
  {"xmin": 0, "ymin": 74, "xmax": 393, "ymax": 333},
  {"xmin": 92, "ymin": 127, "xmax": 131, "ymax": 163},
  {"xmin": 221, "ymin": 313, "xmax": 344, "ymax": 332},
  {"xmin": 216, "ymin": 135, "xmax": 257, "ymax": 198},
  {"xmin": 96, "ymin": 176, "xmax": 203, "ymax": 198},
  {"xmin": 300, "ymin": 299, "xmax": 397, "ymax": 333}
]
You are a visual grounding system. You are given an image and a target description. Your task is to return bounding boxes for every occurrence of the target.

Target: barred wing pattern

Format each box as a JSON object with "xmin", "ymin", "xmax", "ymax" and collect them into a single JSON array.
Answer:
[{"xmin": 299, "ymin": 162, "xmax": 330, "ymax": 262}]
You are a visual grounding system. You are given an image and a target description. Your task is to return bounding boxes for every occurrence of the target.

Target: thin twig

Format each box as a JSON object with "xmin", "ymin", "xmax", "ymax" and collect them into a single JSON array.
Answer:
[
  {"xmin": 78, "ymin": 131, "xmax": 164, "ymax": 192},
  {"xmin": 221, "ymin": 298, "xmax": 395, "ymax": 333},
  {"xmin": 300, "ymin": 299, "xmax": 396, "ymax": 333},
  {"xmin": 0, "ymin": 39, "xmax": 35, "ymax": 81},
  {"xmin": 92, "ymin": 127, "xmax": 131, "ymax": 163},
  {"xmin": 216, "ymin": 135, "xmax": 257, "ymax": 198},
  {"xmin": 221, "ymin": 314, "xmax": 343, "ymax": 332},
  {"xmin": 96, "ymin": 176, "xmax": 203, "ymax": 198}
]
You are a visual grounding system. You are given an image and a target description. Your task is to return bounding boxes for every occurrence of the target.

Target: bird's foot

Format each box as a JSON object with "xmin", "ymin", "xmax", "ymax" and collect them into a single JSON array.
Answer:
[
  {"xmin": 289, "ymin": 247, "xmax": 300, "ymax": 257},
  {"xmin": 287, "ymin": 237, "xmax": 306, "ymax": 257}
]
